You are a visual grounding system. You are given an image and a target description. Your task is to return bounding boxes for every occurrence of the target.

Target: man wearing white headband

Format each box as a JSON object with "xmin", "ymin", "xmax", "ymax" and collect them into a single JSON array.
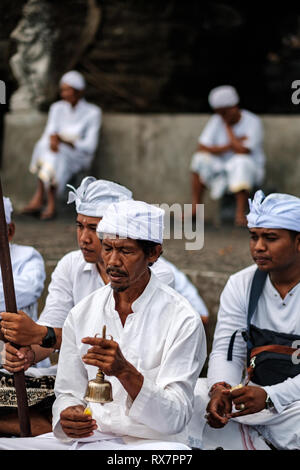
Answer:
[
  {"xmin": 189, "ymin": 85, "xmax": 265, "ymax": 226},
  {"xmin": 0, "ymin": 199, "xmax": 206, "ymax": 450},
  {"xmin": 1, "ymin": 177, "xmax": 208, "ymax": 437},
  {"xmin": 0, "ymin": 197, "xmax": 50, "ymax": 436},
  {"xmin": 188, "ymin": 190, "xmax": 300, "ymax": 450},
  {"xmin": 22, "ymin": 70, "xmax": 101, "ymax": 220}
]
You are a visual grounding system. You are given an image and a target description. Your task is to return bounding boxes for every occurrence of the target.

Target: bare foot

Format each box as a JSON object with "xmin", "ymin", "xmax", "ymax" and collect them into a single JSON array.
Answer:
[
  {"xmin": 20, "ymin": 205, "xmax": 42, "ymax": 215},
  {"xmin": 40, "ymin": 209, "xmax": 56, "ymax": 221}
]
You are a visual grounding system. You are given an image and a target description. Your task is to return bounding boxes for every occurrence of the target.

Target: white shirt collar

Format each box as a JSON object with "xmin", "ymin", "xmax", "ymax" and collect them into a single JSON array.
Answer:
[{"xmin": 131, "ymin": 271, "xmax": 159, "ymax": 313}]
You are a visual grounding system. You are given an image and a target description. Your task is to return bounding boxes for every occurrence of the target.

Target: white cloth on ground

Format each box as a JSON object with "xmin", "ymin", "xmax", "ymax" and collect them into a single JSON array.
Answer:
[
  {"xmin": 30, "ymin": 99, "xmax": 101, "ymax": 194},
  {"xmin": 0, "ymin": 431, "xmax": 190, "ymax": 450},
  {"xmin": 247, "ymin": 189, "xmax": 300, "ymax": 232},
  {"xmin": 0, "ymin": 243, "xmax": 50, "ymax": 370},
  {"xmin": 205, "ymin": 264, "xmax": 300, "ymax": 449},
  {"xmin": 52, "ymin": 272, "xmax": 206, "ymax": 445},
  {"xmin": 97, "ymin": 200, "xmax": 165, "ymax": 244},
  {"xmin": 67, "ymin": 176, "xmax": 132, "ymax": 217}
]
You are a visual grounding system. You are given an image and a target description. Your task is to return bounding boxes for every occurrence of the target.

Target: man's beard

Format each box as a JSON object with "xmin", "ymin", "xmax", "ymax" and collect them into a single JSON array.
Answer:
[{"xmin": 111, "ymin": 284, "xmax": 129, "ymax": 293}]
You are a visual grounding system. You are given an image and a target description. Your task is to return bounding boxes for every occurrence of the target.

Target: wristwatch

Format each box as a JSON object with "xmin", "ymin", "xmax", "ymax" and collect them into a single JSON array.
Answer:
[
  {"xmin": 41, "ymin": 326, "xmax": 57, "ymax": 348},
  {"xmin": 265, "ymin": 394, "xmax": 274, "ymax": 410}
]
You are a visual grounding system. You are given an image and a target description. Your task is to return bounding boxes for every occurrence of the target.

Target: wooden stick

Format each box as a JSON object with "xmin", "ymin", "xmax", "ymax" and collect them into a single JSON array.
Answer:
[{"xmin": 0, "ymin": 180, "xmax": 31, "ymax": 437}]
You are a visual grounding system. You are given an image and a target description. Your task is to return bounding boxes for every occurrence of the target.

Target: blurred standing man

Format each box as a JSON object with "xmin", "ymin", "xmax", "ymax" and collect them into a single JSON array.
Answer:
[
  {"xmin": 190, "ymin": 85, "xmax": 265, "ymax": 226},
  {"xmin": 22, "ymin": 70, "xmax": 102, "ymax": 220}
]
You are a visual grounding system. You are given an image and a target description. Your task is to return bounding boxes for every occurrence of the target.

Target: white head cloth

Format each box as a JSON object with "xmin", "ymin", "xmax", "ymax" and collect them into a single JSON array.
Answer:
[
  {"xmin": 247, "ymin": 189, "xmax": 300, "ymax": 232},
  {"xmin": 67, "ymin": 177, "xmax": 133, "ymax": 218},
  {"xmin": 97, "ymin": 200, "xmax": 165, "ymax": 244},
  {"xmin": 208, "ymin": 85, "xmax": 239, "ymax": 109},
  {"xmin": 3, "ymin": 197, "xmax": 13, "ymax": 224},
  {"xmin": 60, "ymin": 70, "xmax": 86, "ymax": 90}
]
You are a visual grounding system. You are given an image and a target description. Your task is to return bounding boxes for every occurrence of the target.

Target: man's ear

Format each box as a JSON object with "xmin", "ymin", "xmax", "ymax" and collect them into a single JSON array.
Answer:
[
  {"xmin": 296, "ymin": 233, "xmax": 300, "ymax": 252},
  {"xmin": 7, "ymin": 222, "xmax": 15, "ymax": 242},
  {"xmin": 148, "ymin": 244, "xmax": 163, "ymax": 266}
]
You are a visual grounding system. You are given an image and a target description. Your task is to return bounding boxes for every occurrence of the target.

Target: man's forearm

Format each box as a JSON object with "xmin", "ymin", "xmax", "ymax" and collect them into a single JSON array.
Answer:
[
  {"xmin": 225, "ymin": 126, "xmax": 250, "ymax": 154},
  {"xmin": 198, "ymin": 143, "xmax": 232, "ymax": 155},
  {"xmin": 31, "ymin": 344, "xmax": 56, "ymax": 364},
  {"xmin": 117, "ymin": 361, "xmax": 144, "ymax": 401}
]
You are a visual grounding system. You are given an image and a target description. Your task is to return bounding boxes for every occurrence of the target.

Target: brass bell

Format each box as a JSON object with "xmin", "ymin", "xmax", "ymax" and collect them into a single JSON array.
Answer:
[{"xmin": 84, "ymin": 325, "xmax": 113, "ymax": 405}]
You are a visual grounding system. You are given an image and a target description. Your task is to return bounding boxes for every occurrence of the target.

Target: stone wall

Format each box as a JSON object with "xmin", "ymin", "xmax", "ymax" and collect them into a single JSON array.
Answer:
[{"xmin": 1, "ymin": 112, "xmax": 300, "ymax": 213}]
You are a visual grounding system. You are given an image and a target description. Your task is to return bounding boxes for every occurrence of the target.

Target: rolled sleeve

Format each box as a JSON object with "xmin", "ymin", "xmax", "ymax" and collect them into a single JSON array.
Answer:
[{"xmin": 263, "ymin": 374, "xmax": 300, "ymax": 414}]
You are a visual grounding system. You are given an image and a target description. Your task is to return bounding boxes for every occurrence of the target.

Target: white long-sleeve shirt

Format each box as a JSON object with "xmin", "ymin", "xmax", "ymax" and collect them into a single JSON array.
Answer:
[
  {"xmin": 53, "ymin": 272, "xmax": 206, "ymax": 443},
  {"xmin": 208, "ymin": 264, "xmax": 300, "ymax": 413},
  {"xmin": 0, "ymin": 243, "xmax": 49, "ymax": 370},
  {"xmin": 35, "ymin": 99, "xmax": 102, "ymax": 157},
  {"xmin": 0, "ymin": 244, "xmax": 45, "ymax": 319},
  {"xmin": 29, "ymin": 99, "xmax": 102, "ymax": 194},
  {"xmin": 199, "ymin": 109, "xmax": 265, "ymax": 170}
]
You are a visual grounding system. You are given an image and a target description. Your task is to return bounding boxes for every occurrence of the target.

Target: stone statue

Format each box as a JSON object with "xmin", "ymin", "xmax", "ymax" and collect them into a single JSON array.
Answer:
[
  {"xmin": 9, "ymin": 0, "xmax": 58, "ymax": 111},
  {"xmin": 9, "ymin": 0, "xmax": 101, "ymax": 111}
]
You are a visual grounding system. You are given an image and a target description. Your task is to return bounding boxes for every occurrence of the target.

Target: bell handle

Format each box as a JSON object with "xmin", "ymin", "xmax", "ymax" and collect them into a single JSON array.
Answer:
[{"xmin": 94, "ymin": 326, "xmax": 113, "ymax": 341}]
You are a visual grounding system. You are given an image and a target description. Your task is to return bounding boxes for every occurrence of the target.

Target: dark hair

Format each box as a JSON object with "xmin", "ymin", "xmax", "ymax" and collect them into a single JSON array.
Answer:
[
  {"xmin": 288, "ymin": 230, "xmax": 300, "ymax": 240},
  {"xmin": 136, "ymin": 240, "xmax": 161, "ymax": 256}
]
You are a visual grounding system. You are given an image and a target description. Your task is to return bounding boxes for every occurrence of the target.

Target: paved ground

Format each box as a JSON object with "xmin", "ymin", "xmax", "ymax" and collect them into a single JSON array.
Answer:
[{"xmin": 11, "ymin": 207, "xmax": 253, "ymax": 372}]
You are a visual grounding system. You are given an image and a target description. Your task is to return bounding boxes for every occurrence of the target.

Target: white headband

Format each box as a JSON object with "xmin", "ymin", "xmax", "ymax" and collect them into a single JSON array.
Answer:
[
  {"xmin": 67, "ymin": 177, "xmax": 133, "ymax": 218},
  {"xmin": 60, "ymin": 70, "xmax": 86, "ymax": 90},
  {"xmin": 247, "ymin": 190, "xmax": 300, "ymax": 232},
  {"xmin": 208, "ymin": 85, "xmax": 239, "ymax": 109},
  {"xmin": 97, "ymin": 200, "xmax": 165, "ymax": 244}
]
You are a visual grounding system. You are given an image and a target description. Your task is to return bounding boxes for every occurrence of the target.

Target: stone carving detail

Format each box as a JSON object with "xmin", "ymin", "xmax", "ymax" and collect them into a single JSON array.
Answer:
[
  {"xmin": 9, "ymin": 0, "xmax": 101, "ymax": 111},
  {"xmin": 9, "ymin": 0, "xmax": 57, "ymax": 111}
]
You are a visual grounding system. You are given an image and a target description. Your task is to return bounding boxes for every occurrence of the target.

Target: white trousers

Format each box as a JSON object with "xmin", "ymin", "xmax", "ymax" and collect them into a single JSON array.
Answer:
[
  {"xmin": 30, "ymin": 140, "xmax": 92, "ymax": 195},
  {"xmin": 190, "ymin": 152, "xmax": 264, "ymax": 199},
  {"xmin": 187, "ymin": 378, "xmax": 300, "ymax": 450},
  {"xmin": 0, "ymin": 431, "xmax": 190, "ymax": 450}
]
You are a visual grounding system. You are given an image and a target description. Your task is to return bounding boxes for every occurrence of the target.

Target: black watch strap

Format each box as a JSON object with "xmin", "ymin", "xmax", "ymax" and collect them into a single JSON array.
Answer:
[{"xmin": 41, "ymin": 326, "xmax": 57, "ymax": 348}]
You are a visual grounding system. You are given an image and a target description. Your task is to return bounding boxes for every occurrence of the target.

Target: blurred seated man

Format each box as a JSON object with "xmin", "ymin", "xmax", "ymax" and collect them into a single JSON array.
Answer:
[
  {"xmin": 0, "ymin": 200, "xmax": 206, "ymax": 450},
  {"xmin": 190, "ymin": 85, "xmax": 265, "ymax": 226},
  {"xmin": 22, "ymin": 70, "xmax": 102, "ymax": 220},
  {"xmin": 0, "ymin": 196, "xmax": 53, "ymax": 436}
]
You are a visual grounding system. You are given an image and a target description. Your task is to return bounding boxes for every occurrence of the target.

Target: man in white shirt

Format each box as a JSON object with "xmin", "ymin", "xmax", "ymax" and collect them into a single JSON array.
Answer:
[
  {"xmin": 0, "ymin": 200, "xmax": 206, "ymax": 450},
  {"xmin": 0, "ymin": 197, "xmax": 52, "ymax": 436},
  {"xmin": 22, "ymin": 70, "xmax": 102, "ymax": 220},
  {"xmin": 188, "ymin": 190, "xmax": 300, "ymax": 450},
  {"xmin": 1, "ymin": 177, "xmax": 208, "ymax": 435},
  {"xmin": 190, "ymin": 85, "xmax": 265, "ymax": 226},
  {"xmin": 0, "ymin": 197, "xmax": 45, "ymax": 322}
]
